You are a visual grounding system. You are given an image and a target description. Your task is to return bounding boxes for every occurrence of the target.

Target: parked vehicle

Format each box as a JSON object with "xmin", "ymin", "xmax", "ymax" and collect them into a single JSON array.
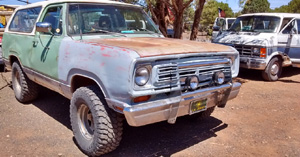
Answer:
[
  {"xmin": 213, "ymin": 13, "xmax": 300, "ymax": 81},
  {"xmin": 212, "ymin": 17, "xmax": 236, "ymax": 40},
  {"xmin": 2, "ymin": 0, "xmax": 241, "ymax": 156}
]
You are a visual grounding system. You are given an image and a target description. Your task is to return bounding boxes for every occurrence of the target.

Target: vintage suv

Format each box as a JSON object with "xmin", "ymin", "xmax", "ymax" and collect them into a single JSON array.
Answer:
[
  {"xmin": 213, "ymin": 13, "xmax": 300, "ymax": 81},
  {"xmin": 2, "ymin": 0, "xmax": 241, "ymax": 156}
]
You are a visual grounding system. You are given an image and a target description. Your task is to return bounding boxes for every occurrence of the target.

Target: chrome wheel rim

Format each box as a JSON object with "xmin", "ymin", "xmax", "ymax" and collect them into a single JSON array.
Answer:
[
  {"xmin": 270, "ymin": 63, "xmax": 279, "ymax": 76},
  {"xmin": 77, "ymin": 103, "xmax": 94, "ymax": 140}
]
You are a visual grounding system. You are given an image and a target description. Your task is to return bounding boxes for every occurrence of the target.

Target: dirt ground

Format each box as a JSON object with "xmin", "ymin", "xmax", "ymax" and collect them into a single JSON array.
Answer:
[{"xmin": 0, "ymin": 66, "xmax": 300, "ymax": 157}]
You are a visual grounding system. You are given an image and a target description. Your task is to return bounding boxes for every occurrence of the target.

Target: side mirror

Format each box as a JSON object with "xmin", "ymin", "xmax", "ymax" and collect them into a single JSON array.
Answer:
[
  {"xmin": 291, "ymin": 27, "xmax": 297, "ymax": 35},
  {"xmin": 213, "ymin": 26, "xmax": 220, "ymax": 31},
  {"xmin": 36, "ymin": 22, "xmax": 53, "ymax": 34}
]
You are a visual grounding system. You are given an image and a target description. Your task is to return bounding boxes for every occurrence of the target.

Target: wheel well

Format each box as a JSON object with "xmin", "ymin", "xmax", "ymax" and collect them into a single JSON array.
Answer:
[
  {"xmin": 71, "ymin": 75, "xmax": 98, "ymax": 93},
  {"xmin": 9, "ymin": 56, "xmax": 19, "ymax": 65}
]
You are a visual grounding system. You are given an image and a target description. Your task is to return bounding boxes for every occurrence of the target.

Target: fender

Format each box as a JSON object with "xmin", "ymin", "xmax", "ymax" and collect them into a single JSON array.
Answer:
[
  {"xmin": 67, "ymin": 68, "xmax": 108, "ymax": 98},
  {"xmin": 267, "ymin": 51, "xmax": 292, "ymax": 67}
]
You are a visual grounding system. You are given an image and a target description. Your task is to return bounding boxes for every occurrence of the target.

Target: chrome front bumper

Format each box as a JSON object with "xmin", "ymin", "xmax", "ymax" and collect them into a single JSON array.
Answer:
[
  {"xmin": 123, "ymin": 82, "xmax": 241, "ymax": 127},
  {"xmin": 240, "ymin": 57, "xmax": 266, "ymax": 70}
]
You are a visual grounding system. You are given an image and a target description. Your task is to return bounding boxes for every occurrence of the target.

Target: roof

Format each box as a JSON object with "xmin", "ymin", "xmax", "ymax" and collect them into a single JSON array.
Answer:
[
  {"xmin": 239, "ymin": 13, "xmax": 300, "ymax": 18},
  {"xmin": 15, "ymin": 0, "xmax": 139, "ymax": 10}
]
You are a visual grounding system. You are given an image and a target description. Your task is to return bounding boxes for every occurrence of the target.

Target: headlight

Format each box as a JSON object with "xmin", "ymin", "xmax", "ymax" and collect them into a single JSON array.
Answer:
[
  {"xmin": 253, "ymin": 47, "xmax": 260, "ymax": 54},
  {"xmin": 135, "ymin": 67, "xmax": 150, "ymax": 86}
]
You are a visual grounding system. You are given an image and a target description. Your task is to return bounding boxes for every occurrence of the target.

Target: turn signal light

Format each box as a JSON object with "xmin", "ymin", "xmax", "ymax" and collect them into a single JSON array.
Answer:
[
  {"xmin": 260, "ymin": 48, "xmax": 266, "ymax": 58},
  {"xmin": 133, "ymin": 95, "xmax": 151, "ymax": 103}
]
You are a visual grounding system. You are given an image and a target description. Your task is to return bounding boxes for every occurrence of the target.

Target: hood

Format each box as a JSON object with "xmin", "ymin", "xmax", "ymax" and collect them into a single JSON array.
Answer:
[
  {"xmin": 214, "ymin": 32, "xmax": 274, "ymax": 47},
  {"xmin": 84, "ymin": 37, "xmax": 233, "ymax": 57}
]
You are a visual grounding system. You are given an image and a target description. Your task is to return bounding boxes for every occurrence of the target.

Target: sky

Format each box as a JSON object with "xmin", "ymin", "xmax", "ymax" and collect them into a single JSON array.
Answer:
[{"xmin": 0, "ymin": 0, "xmax": 292, "ymax": 12}]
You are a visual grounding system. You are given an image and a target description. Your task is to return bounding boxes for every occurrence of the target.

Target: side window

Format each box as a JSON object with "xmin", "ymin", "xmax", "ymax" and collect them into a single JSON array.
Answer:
[
  {"xmin": 9, "ymin": 7, "xmax": 42, "ymax": 33},
  {"xmin": 282, "ymin": 20, "xmax": 296, "ymax": 34},
  {"xmin": 42, "ymin": 6, "xmax": 63, "ymax": 35}
]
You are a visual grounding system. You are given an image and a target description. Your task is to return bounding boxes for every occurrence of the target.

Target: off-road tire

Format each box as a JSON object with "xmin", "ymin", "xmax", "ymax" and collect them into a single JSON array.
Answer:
[
  {"xmin": 189, "ymin": 107, "xmax": 215, "ymax": 121},
  {"xmin": 70, "ymin": 86, "xmax": 123, "ymax": 156},
  {"xmin": 262, "ymin": 57, "xmax": 282, "ymax": 81},
  {"xmin": 11, "ymin": 62, "xmax": 39, "ymax": 103}
]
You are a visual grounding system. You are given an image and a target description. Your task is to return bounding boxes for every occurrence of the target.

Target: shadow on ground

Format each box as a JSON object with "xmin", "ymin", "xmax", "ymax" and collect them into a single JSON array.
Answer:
[
  {"xmin": 237, "ymin": 67, "xmax": 300, "ymax": 82},
  {"xmin": 30, "ymin": 88, "xmax": 227, "ymax": 156},
  {"xmin": 31, "ymin": 88, "xmax": 72, "ymax": 130}
]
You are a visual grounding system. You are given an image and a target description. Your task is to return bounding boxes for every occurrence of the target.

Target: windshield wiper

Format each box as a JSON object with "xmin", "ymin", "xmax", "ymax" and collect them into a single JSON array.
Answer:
[{"xmin": 85, "ymin": 29, "xmax": 127, "ymax": 37}]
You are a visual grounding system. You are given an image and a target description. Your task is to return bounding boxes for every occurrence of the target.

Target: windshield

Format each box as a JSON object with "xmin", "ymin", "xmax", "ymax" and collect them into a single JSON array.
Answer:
[
  {"xmin": 227, "ymin": 19, "xmax": 235, "ymax": 28},
  {"xmin": 229, "ymin": 16, "xmax": 280, "ymax": 33},
  {"xmin": 68, "ymin": 3, "xmax": 160, "ymax": 35}
]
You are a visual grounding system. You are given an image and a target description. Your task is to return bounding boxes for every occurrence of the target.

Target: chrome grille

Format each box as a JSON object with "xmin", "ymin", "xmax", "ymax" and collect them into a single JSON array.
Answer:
[
  {"xmin": 179, "ymin": 64, "xmax": 231, "ymax": 90},
  {"xmin": 234, "ymin": 45, "xmax": 259, "ymax": 57},
  {"xmin": 153, "ymin": 65, "xmax": 179, "ymax": 88},
  {"xmin": 153, "ymin": 58, "xmax": 232, "ymax": 91}
]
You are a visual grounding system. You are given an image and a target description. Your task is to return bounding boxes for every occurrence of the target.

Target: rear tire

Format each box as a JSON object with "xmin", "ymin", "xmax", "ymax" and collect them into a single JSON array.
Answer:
[
  {"xmin": 262, "ymin": 57, "xmax": 282, "ymax": 81},
  {"xmin": 11, "ymin": 62, "xmax": 39, "ymax": 103},
  {"xmin": 70, "ymin": 86, "xmax": 123, "ymax": 156}
]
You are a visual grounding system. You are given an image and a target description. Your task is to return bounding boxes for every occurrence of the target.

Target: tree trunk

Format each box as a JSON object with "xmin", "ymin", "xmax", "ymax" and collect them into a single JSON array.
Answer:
[
  {"xmin": 147, "ymin": 0, "xmax": 168, "ymax": 37},
  {"xmin": 173, "ymin": 11, "xmax": 184, "ymax": 38},
  {"xmin": 190, "ymin": 0, "xmax": 206, "ymax": 40}
]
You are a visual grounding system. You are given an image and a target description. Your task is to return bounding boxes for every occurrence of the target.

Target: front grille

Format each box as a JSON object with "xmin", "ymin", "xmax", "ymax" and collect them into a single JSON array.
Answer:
[
  {"xmin": 153, "ymin": 58, "xmax": 232, "ymax": 91},
  {"xmin": 153, "ymin": 65, "xmax": 179, "ymax": 88},
  {"xmin": 179, "ymin": 64, "xmax": 231, "ymax": 90},
  {"xmin": 234, "ymin": 45, "xmax": 259, "ymax": 57}
]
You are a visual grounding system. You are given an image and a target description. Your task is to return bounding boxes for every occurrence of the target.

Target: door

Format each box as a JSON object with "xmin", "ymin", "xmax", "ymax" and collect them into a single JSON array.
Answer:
[
  {"xmin": 277, "ymin": 18, "xmax": 300, "ymax": 67},
  {"xmin": 30, "ymin": 5, "xmax": 64, "ymax": 79}
]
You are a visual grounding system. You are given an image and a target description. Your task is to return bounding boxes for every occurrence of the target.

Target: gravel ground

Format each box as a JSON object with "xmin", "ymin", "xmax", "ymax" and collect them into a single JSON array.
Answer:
[{"xmin": 0, "ymin": 66, "xmax": 300, "ymax": 157}]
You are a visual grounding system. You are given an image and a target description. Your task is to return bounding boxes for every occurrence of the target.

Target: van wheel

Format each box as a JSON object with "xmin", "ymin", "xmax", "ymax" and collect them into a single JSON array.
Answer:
[
  {"xmin": 70, "ymin": 86, "xmax": 123, "ymax": 156},
  {"xmin": 189, "ymin": 107, "xmax": 215, "ymax": 121},
  {"xmin": 262, "ymin": 57, "xmax": 282, "ymax": 81},
  {"xmin": 11, "ymin": 62, "xmax": 39, "ymax": 103}
]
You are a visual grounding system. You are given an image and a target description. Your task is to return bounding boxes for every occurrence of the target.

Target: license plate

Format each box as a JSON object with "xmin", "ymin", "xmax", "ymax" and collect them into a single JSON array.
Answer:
[{"xmin": 190, "ymin": 99, "xmax": 207, "ymax": 114}]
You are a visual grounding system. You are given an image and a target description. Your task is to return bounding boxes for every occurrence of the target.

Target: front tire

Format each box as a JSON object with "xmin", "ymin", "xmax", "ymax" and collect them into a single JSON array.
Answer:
[
  {"xmin": 70, "ymin": 86, "xmax": 123, "ymax": 156},
  {"xmin": 262, "ymin": 57, "xmax": 282, "ymax": 81},
  {"xmin": 11, "ymin": 62, "xmax": 39, "ymax": 103}
]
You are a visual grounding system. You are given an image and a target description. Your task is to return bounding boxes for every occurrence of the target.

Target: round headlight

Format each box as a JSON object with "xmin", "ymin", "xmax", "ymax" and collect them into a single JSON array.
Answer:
[
  {"xmin": 187, "ymin": 76, "xmax": 199, "ymax": 90},
  {"xmin": 253, "ymin": 47, "xmax": 260, "ymax": 54},
  {"xmin": 135, "ymin": 67, "xmax": 150, "ymax": 86},
  {"xmin": 214, "ymin": 71, "xmax": 225, "ymax": 85}
]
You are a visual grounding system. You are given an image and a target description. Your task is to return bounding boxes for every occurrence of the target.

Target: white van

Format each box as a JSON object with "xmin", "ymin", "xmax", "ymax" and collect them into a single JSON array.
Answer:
[
  {"xmin": 212, "ymin": 17, "xmax": 236, "ymax": 40},
  {"xmin": 213, "ymin": 13, "xmax": 300, "ymax": 81}
]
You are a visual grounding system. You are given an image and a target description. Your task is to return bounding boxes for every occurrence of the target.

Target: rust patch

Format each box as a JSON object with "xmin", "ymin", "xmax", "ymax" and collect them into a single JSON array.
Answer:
[{"xmin": 84, "ymin": 37, "xmax": 233, "ymax": 57}]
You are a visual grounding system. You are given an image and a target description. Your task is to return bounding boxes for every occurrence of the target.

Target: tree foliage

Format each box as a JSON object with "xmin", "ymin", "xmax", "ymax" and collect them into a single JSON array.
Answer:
[
  {"xmin": 200, "ymin": 0, "xmax": 234, "ymax": 27},
  {"xmin": 271, "ymin": 0, "xmax": 300, "ymax": 13},
  {"xmin": 241, "ymin": 0, "xmax": 270, "ymax": 14}
]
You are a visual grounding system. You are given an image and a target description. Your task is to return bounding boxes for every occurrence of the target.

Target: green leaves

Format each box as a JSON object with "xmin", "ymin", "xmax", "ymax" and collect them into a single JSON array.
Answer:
[
  {"xmin": 241, "ymin": 0, "xmax": 270, "ymax": 14},
  {"xmin": 271, "ymin": 0, "xmax": 300, "ymax": 13}
]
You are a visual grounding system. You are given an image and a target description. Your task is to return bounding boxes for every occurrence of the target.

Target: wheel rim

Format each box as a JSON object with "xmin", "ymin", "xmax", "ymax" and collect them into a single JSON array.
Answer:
[
  {"xmin": 270, "ymin": 62, "xmax": 279, "ymax": 76},
  {"xmin": 13, "ymin": 69, "xmax": 22, "ymax": 94},
  {"xmin": 77, "ymin": 103, "xmax": 94, "ymax": 140}
]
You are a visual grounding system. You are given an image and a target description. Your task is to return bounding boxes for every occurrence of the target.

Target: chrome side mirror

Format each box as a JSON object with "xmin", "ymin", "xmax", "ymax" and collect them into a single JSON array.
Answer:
[{"xmin": 36, "ymin": 22, "xmax": 52, "ymax": 34}]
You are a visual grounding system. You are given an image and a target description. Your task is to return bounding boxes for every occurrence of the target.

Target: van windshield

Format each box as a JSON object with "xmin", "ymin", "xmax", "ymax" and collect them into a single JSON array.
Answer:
[
  {"xmin": 68, "ymin": 3, "xmax": 159, "ymax": 35},
  {"xmin": 229, "ymin": 16, "xmax": 280, "ymax": 33}
]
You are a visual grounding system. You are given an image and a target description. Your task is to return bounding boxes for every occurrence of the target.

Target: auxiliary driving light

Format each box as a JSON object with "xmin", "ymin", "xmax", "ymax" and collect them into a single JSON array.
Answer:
[
  {"xmin": 214, "ymin": 71, "xmax": 225, "ymax": 85},
  {"xmin": 187, "ymin": 76, "xmax": 199, "ymax": 90}
]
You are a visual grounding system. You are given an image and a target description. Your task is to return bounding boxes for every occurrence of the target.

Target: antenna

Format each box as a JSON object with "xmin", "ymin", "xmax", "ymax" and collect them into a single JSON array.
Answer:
[{"xmin": 16, "ymin": 0, "xmax": 31, "ymax": 4}]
